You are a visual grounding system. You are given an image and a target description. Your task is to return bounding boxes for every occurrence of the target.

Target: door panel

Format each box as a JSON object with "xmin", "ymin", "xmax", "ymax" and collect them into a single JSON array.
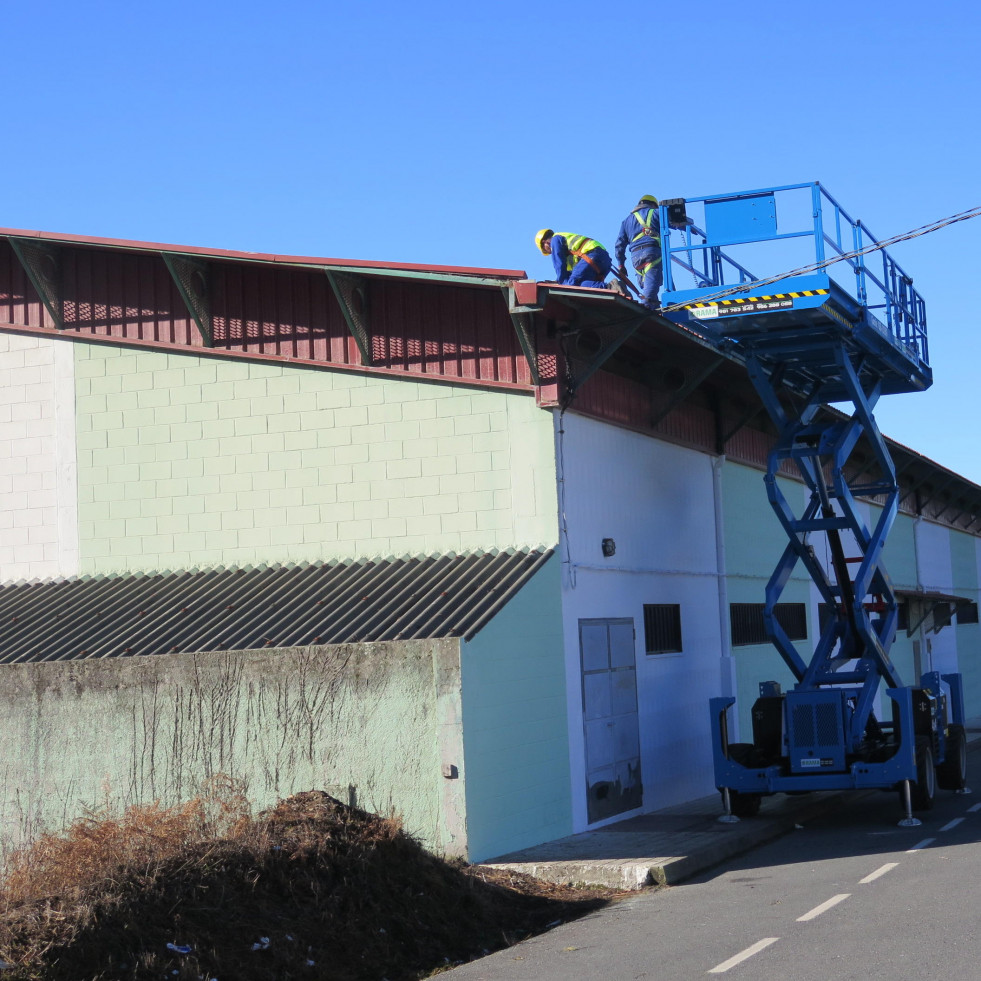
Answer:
[{"xmin": 579, "ymin": 617, "xmax": 643, "ymax": 823}]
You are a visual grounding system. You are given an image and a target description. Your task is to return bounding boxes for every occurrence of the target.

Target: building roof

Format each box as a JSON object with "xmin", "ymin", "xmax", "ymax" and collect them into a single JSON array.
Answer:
[
  {"xmin": 0, "ymin": 226, "xmax": 529, "ymax": 282},
  {"xmin": 0, "ymin": 549, "xmax": 553, "ymax": 663},
  {"xmin": 3, "ymin": 225, "xmax": 980, "ymax": 535}
]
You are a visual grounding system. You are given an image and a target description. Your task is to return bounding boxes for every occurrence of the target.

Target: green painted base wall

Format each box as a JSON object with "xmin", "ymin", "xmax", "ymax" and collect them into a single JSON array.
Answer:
[{"xmin": 460, "ymin": 554, "xmax": 572, "ymax": 862}]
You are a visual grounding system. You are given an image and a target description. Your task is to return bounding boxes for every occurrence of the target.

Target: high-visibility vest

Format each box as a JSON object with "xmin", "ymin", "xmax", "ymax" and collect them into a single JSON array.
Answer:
[
  {"xmin": 557, "ymin": 233, "xmax": 606, "ymax": 271},
  {"xmin": 630, "ymin": 208, "xmax": 661, "ymax": 248}
]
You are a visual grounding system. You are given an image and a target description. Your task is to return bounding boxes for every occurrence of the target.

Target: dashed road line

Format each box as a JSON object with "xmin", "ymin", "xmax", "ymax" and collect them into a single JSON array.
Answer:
[
  {"xmin": 907, "ymin": 837, "xmax": 936, "ymax": 851},
  {"xmin": 797, "ymin": 894, "xmax": 850, "ymax": 922},
  {"xmin": 939, "ymin": 817, "xmax": 965, "ymax": 832},
  {"xmin": 708, "ymin": 938, "xmax": 779, "ymax": 974},
  {"xmin": 859, "ymin": 862, "xmax": 898, "ymax": 884},
  {"xmin": 967, "ymin": 803, "xmax": 981, "ymax": 813}
]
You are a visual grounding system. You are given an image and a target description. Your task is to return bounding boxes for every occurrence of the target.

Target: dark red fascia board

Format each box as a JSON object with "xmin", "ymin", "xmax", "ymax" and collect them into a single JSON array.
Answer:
[{"xmin": 0, "ymin": 227, "xmax": 529, "ymax": 281}]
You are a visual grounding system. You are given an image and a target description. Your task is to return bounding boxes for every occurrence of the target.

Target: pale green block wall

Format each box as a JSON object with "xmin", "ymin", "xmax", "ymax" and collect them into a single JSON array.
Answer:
[
  {"xmin": 879, "ymin": 509, "xmax": 918, "ymax": 589},
  {"xmin": 73, "ymin": 345, "xmax": 557, "ymax": 572},
  {"xmin": 460, "ymin": 554, "xmax": 571, "ymax": 861},
  {"xmin": 874, "ymin": 509, "xmax": 918, "ymax": 685},
  {"xmin": 951, "ymin": 531, "xmax": 981, "ymax": 714},
  {"xmin": 0, "ymin": 641, "xmax": 464, "ymax": 857},
  {"xmin": 722, "ymin": 462, "xmax": 808, "ymax": 736}
]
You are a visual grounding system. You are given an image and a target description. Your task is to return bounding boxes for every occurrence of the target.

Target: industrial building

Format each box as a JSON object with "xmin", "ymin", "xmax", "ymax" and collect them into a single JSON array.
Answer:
[{"xmin": 1, "ymin": 191, "xmax": 979, "ymax": 862}]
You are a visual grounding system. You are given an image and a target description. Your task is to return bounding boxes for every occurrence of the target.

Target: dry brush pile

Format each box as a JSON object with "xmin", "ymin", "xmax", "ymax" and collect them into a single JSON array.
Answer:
[{"xmin": 0, "ymin": 780, "xmax": 617, "ymax": 980}]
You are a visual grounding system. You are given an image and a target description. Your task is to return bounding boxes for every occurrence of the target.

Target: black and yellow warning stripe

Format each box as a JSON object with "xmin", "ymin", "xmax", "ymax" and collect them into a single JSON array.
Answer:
[{"xmin": 684, "ymin": 288, "xmax": 829, "ymax": 309}]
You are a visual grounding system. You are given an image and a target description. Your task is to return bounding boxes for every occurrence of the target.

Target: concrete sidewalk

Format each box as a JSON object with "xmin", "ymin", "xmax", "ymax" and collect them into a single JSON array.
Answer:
[{"xmin": 481, "ymin": 723, "xmax": 981, "ymax": 891}]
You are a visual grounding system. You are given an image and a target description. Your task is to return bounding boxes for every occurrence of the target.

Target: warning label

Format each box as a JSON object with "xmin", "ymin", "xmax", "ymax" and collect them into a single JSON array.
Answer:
[
  {"xmin": 716, "ymin": 298, "xmax": 794, "ymax": 317},
  {"xmin": 688, "ymin": 297, "xmax": 794, "ymax": 320}
]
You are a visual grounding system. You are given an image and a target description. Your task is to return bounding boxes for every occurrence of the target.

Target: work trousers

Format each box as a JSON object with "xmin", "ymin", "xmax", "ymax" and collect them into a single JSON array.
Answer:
[
  {"xmin": 632, "ymin": 249, "xmax": 662, "ymax": 308},
  {"xmin": 568, "ymin": 248, "xmax": 612, "ymax": 288}
]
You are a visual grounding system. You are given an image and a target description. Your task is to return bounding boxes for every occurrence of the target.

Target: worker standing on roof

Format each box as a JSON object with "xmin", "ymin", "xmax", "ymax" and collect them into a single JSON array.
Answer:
[
  {"xmin": 615, "ymin": 195, "xmax": 662, "ymax": 308},
  {"xmin": 535, "ymin": 229, "xmax": 612, "ymax": 288}
]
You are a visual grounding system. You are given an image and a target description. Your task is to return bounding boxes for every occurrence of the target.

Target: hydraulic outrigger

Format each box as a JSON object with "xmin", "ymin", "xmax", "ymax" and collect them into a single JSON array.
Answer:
[{"xmin": 659, "ymin": 183, "xmax": 969, "ymax": 825}]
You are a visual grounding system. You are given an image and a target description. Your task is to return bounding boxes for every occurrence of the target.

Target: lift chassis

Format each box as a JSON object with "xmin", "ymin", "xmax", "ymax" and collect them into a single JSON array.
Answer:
[{"xmin": 658, "ymin": 183, "xmax": 969, "ymax": 821}]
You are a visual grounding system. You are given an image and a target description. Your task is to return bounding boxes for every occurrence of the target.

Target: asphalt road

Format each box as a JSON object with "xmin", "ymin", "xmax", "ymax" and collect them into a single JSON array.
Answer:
[{"xmin": 449, "ymin": 747, "xmax": 981, "ymax": 980}]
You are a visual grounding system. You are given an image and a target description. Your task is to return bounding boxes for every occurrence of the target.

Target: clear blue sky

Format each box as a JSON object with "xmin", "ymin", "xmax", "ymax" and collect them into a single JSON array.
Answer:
[{"xmin": 3, "ymin": 1, "xmax": 978, "ymax": 481}]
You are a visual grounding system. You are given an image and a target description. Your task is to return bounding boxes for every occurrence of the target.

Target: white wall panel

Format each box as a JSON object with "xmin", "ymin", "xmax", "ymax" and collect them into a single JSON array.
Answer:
[
  {"xmin": 556, "ymin": 414, "xmax": 724, "ymax": 826},
  {"xmin": 0, "ymin": 334, "xmax": 78, "ymax": 582}
]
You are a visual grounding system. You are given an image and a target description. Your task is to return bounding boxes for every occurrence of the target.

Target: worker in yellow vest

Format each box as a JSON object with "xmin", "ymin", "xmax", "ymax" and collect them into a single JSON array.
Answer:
[
  {"xmin": 535, "ymin": 229, "xmax": 611, "ymax": 288},
  {"xmin": 615, "ymin": 195, "xmax": 662, "ymax": 308}
]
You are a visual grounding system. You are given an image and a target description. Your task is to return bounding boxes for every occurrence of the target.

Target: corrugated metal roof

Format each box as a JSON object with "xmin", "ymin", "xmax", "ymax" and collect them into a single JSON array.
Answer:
[{"xmin": 0, "ymin": 549, "xmax": 554, "ymax": 663}]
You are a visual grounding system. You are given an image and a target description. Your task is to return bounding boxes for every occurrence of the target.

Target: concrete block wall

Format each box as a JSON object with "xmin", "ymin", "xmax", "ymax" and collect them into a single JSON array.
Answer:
[
  {"xmin": 68, "ymin": 343, "xmax": 557, "ymax": 573},
  {"xmin": 0, "ymin": 334, "xmax": 78, "ymax": 582}
]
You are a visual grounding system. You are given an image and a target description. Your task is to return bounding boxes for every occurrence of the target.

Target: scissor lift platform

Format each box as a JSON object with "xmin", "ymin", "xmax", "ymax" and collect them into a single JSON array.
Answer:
[{"xmin": 656, "ymin": 183, "xmax": 964, "ymax": 822}]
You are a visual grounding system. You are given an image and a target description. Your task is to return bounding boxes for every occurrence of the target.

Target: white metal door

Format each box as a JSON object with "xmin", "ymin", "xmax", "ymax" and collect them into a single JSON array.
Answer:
[{"xmin": 580, "ymin": 618, "xmax": 642, "ymax": 823}]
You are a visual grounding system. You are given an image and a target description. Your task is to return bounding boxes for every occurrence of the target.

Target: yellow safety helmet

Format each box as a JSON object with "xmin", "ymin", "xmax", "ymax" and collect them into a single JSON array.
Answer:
[
  {"xmin": 638, "ymin": 194, "xmax": 658, "ymax": 206},
  {"xmin": 535, "ymin": 228, "xmax": 554, "ymax": 253}
]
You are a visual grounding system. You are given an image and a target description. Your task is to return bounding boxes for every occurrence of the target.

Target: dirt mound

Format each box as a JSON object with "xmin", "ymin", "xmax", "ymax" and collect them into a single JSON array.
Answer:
[{"xmin": 0, "ymin": 783, "xmax": 619, "ymax": 980}]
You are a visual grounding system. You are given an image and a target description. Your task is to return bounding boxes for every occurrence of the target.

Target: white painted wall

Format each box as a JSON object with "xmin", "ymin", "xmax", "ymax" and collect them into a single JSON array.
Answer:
[
  {"xmin": 0, "ymin": 334, "xmax": 78, "ymax": 583},
  {"xmin": 556, "ymin": 412, "xmax": 724, "ymax": 827}
]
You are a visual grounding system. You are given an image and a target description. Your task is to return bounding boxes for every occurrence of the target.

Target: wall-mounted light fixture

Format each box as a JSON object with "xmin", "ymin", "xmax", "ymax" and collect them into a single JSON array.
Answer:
[{"xmin": 601, "ymin": 538, "xmax": 616, "ymax": 558}]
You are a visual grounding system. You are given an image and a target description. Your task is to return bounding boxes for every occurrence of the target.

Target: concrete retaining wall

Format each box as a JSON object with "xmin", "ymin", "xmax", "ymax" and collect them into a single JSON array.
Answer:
[{"xmin": 0, "ymin": 639, "xmax": 466, "ymax": 858}]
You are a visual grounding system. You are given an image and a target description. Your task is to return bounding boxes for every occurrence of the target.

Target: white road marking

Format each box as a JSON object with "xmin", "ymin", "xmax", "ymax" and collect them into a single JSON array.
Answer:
[
  {"xmin": 859, "ymin": 862, "xmax": 898, "ymax": 884},
  {"xmin": 967, "ymin": 803, "xmax": 981, "ymax": 813},
  {"xmin": 708, "ymin": 937, "xmax": 779, "ymax": 974},
  {"xmin": 939, "ymin": 817, "xmax": 965, "ymax": 832},
  {"xmin": 797, "ymin": 893, "xmax": 850, "ymax": 921},
  {"xmin": 907, "ymin": 837, "xmax": 936, "ymax": 852}
]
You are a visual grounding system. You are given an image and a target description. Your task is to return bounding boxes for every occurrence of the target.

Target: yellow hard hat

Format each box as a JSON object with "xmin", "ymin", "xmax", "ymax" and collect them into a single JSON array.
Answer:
[
  {"xmin": 638, "ymin": 194, "xmax": 658, "ymax": 206},
  {"xmin": 535, "ymin": 228, "xmax": 554, "ymax": 253}
]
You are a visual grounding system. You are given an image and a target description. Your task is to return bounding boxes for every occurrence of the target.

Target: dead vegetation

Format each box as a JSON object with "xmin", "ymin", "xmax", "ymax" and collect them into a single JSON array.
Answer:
[{"xmin": 0, "ymin": 779, "xmax": 620, "ymax": 980}]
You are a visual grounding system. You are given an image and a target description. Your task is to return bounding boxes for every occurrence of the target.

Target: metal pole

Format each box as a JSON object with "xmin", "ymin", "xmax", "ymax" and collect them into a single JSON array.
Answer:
[{"xmin": 898, "ymin": 779, "xmax": 921, "ymax": 828}]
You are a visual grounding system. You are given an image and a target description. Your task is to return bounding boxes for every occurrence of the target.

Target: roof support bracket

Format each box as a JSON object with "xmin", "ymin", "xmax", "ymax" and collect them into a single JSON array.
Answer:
[
  {"xmin": 509, "ymin": 310, "xmax": 541, "ymax": 385},
  {"xmin": 561, "ymin": 314, "xmax": 648, "ymax": 401},
  {"xmin": 9, "ymin": 238, "xmax": 63, "ymax": 329},
  {"xmin": 325, "ymin": 270, "xmax": 372, "ymax": 366},
  {"xmin": 650, "ymin": 356, "xmax": 723, "ymax": 428},
  {"xmin": 162, "ymin": 253, "xmax": 212, "ymax": 347}
]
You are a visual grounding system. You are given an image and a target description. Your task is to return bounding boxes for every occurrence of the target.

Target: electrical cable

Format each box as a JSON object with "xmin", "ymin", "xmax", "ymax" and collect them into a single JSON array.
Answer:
[{"xmin": 658, "ymin": 204, "xmax": 981, "ymax": 314}]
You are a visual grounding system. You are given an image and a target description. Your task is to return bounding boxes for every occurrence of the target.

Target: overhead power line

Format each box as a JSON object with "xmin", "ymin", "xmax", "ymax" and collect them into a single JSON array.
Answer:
[{"xmin": 658, "ymin": 205, "xmax": 981, "ymax": 314}]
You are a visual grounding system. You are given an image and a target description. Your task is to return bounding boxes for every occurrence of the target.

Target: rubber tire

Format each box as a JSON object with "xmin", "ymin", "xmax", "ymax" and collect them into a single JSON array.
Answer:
[
  {"xmin": 721, "ymin": 743, "xmax": 764, "ymax": 817},
  {"xmin": 910, "ymin": 735, "xmax": 937, "ymax": 811},
  {"xmin": 937, "ymin": 724, "xmax": 968, "ymax": 791}
]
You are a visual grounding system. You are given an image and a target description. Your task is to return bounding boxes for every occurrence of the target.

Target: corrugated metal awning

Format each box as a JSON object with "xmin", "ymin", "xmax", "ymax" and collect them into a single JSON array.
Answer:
[{"xmin": 0, "ymin": 548, "xmax": 553, "ymax": 663}]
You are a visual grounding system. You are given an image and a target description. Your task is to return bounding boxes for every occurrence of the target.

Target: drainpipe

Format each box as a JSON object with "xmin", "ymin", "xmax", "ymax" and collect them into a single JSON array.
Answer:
[
  {"xmin": 912, "ymin": 513, "xmax": 930, "ymax": 679},
  {"xmin": 713, "ymin": 454, "xmax": 738, "ymax": 739}
]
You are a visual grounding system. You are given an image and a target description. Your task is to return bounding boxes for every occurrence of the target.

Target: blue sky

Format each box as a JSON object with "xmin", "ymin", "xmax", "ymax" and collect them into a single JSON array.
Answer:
[{"xmin": 2, "ymin": 1, "xmax": 978, "ymax": 481}]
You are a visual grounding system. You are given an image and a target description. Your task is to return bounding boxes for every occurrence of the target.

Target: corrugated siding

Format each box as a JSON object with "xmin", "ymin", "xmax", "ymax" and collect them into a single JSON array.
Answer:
[
  {"xmin": 211, "ymin": 261, "xmax": 351, "ymax": 361},
  {"xmin": 62, "ymin": 247, "xmax": 200, "ymax": 345},
  {"xmin": 0, "ymin": 241, "xmax": 531, "ymax": 387},
  {"xmin": 0, "ymin": 240, "xmax": 46, "ymax": 329},
  {"xmin": 368, "ymin": 280, "xmax": 528, "ymax": 383},
  {"xmin": 0, "ymin": 548, "xmax": 553, "ymax": 663}
]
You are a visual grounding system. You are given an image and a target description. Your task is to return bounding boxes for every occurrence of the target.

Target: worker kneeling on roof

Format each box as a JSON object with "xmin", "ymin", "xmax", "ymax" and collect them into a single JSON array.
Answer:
[
  {"xmin": 615, "ymin": 195, "xmax": 662, "ymax": 309},
  {"xmin": 535, "ymin": 229, "xmax": 611, "ymax": 289}
]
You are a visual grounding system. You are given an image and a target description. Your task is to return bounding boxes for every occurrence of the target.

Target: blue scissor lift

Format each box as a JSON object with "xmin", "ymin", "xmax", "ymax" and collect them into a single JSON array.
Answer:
[{"xmin": 658, "ymin": 183, "xmax": 968, "ymax": 824}]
